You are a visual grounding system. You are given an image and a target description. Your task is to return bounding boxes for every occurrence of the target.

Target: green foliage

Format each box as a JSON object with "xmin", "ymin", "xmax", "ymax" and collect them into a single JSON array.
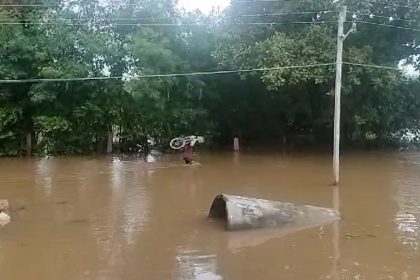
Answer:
[
  {"xmin": 214, "ymin": 0, "xmax": 420, "ymax": 145},
  {"xmin": 35, "ymin": 116, "xmax": 72, "ymax": 155},
  {"xmin": 1, "ymin": 0, "xmax": 420, "ymax": 156},
  {"xmin": 0, "ymin": 106, "xmax": 22, "ymax": 156},
  {"xmin": 257, "ymin": 26, "xmax": 336, "ymax": 88}
]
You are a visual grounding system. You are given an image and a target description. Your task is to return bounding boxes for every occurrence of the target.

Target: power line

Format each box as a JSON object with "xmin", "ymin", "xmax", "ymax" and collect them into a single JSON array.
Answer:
[
  {"xmin": 3, "ymin": 1, "xmax": 416, "ymax": 11},
  {"xmin": 0, "ymin": 4, "xmax": 56, "ymax": 7},
  {"xmin": 0, "ymin": 20, "xmax": 337, "ymax": 27},
  {"xmin": 0, "ymin": 1, "xmax": 284, "ymax": 7},
  {"xmin": 229, "ymin": 0, "xmax": 411, "ymax": 9},
  {"xmin": 355, "ymin": 20, "xmax": 420, "ymax": 32},
  {"xmin": 0, "ymin": 10, "xmax": 336, "ymax": 23},
  {"xmin": 0, "ymin": 63, "xmax": 334, "ymax": 84},
  {"xmin": 343, "ymin": 62, "xmax": 401, "ymax": 71},
  {"xmin": 1, "ymin": 1, "xmax": 417, "ymax": 10},
  {"xmin": 349, "ymin": 11, "xmax": 417, "ymax": 24},
  {"xmin": 233, "ymin": 10, "xmax": 335, "ymax": 17},
  {"xmin": 0, "ymin": 1, "xmax": 315, "ymax": 7}
]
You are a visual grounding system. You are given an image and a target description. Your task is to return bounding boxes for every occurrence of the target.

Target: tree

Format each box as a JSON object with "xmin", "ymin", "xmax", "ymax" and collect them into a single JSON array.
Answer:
[
  {"xmin": 1, "ymin": 0, "xmax": 420, "ymax": 156},
  {"xmin": 213, "ymin": 0, "xmax": 420, "ymax": 145}
]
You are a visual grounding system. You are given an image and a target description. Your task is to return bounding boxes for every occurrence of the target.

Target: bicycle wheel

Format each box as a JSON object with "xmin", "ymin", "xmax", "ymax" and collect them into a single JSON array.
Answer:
[{"xmin": 170, "ymin": 137, "xmax": 186, "ymax": 150}]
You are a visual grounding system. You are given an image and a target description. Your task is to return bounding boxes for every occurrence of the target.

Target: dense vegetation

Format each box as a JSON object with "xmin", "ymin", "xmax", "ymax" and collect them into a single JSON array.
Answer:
[{"xmin": 1, "ymin": 0, "xmax": 420, "ymax": 156}]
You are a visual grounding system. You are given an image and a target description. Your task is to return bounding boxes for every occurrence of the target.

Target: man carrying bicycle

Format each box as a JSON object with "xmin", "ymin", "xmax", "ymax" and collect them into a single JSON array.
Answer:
[
  {"xmin": 170, "ymin": 136, "xmax": 204, "ymax": 165},
  {"xmin": 183, "ymin": 136, "xmax": 198, "ymax": 164}
]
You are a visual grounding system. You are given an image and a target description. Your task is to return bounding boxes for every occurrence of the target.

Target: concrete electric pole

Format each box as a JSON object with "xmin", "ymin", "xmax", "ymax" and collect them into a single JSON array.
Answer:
[{"xmin": 333, "ymin": 5, "xmax": 355, "ymax": 185}]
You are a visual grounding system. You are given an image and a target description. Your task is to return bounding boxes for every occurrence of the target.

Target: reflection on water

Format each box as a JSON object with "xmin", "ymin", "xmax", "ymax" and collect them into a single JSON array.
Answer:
[
  {"xmin": 394, "ymin": 154, "xmax": 420, "ymax": 252},
  {"xmin": 177, "ymin": 250, "xmax": 223, "ymax": 280},
  {"xmin": 1, "ymin": 152, "xmax": 420, "ymax": 279},
  {"xmin": 35, "ymin": 158, "xmax": 55, "ymax": 198},
  {"xmin": 330, "ymin": 186, "xmax": 340, "ymax": 280}
]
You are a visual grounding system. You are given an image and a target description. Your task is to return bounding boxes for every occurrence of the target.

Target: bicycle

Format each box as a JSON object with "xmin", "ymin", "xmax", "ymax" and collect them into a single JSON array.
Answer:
[{"xmin": 169, "ymin": 136, "xmax": 204, "ymax": 150}]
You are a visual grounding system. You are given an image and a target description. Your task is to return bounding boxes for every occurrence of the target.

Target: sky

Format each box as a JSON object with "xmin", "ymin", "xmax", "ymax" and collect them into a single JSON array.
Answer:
[{"xmin": 178, "ymin": 0, "xmax": 231, "ymax": 14}]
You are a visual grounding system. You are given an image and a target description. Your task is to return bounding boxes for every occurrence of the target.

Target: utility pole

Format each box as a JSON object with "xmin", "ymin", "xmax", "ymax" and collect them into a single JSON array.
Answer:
[{"xmin": 333, "ymin": 5, "xmax": 350, "ymax": 185}]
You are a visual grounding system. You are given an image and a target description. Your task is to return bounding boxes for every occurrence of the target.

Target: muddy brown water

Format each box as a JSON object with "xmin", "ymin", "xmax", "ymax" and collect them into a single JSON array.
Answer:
[{"xmin": 1, "ymin": 152, "xmax": 420, "ymax": 280}]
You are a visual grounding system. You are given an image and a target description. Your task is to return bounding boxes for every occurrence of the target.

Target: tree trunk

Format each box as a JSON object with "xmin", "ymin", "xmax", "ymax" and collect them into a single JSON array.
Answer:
[
  {"xmin": 26, "ymin": 132, "xmax": 32, "ymax": 157},
  {"xmin": 106, "ymin": 130, "xmax": 113, "ymax": 154}
]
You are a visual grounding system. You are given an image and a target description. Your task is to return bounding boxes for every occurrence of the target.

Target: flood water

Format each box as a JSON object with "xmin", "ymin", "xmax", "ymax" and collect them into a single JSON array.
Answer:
[{"xmin": 1, "ymin": 152, "xmax": 420, "ymax": 280}]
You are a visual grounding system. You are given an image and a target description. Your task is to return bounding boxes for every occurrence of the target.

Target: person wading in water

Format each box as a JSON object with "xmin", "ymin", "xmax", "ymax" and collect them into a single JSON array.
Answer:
[
  {"xmin": 170, "ymin": 135, "xmax": 204, "ymax": 165},
  {"xmin": 183, "ymin": 137, "xmax": 198, "ymax": 165}
]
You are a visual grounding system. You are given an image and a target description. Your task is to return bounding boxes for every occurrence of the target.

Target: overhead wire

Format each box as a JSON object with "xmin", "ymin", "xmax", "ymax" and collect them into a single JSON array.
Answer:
[
  {"xmin": 0, "ymin": 20, "xmax": 338, "ymax": 27},
  {"xmin": 232, "ymin": 10, "xmax": 335, "ymax": 17},
  {"xmin": 0, "ymin": 1, "xmax": 279, "ymax": 6},
  {"xmin": 0, "ymin": 1, "xmax": 418, "ymax": 10},
  {"xmin": 355, "ymin": 20, "xmax": 420, "ymax": 32},
  {"xmin": 1, "ymin": 4, "xmax": 415, "ymax": 32},
  {"xmin": 343, "ymin": 62, "xmax": 401, "ymax": 71},
  {"xmin": 0, "ymin": 3, "xmax": 414, "ymax": 82},
  {"xmin": 0, "ymin": 0, "xmax": 336, "ymax": 7},
  {"xmin": 349, "ymin": 11, "xmax": 417, "ymax": 24},
  {"xmin": 0, "ymin": 10, "xmax": 337, "ymax": 26},
  {"xmin": 0, "ymin": 4, "xmax": 56, "ymax": 7},
  {"xmin": 230, "ymin": 0, "xmax": 419, "ymax": 10},
  {"xmin": 0, "ymin": 63, "xmax": 335, "ymax": 84},
  {"xmin": 0, "ymin": 10, "xmax": 336, "ymax": 22},
  {"xmin": 0, "ymin": 62, "xmax": 407, "ymax": 84},
  {"xmin": 1, "ymin": 1, "xmax": 418, "ymax": 11}
]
